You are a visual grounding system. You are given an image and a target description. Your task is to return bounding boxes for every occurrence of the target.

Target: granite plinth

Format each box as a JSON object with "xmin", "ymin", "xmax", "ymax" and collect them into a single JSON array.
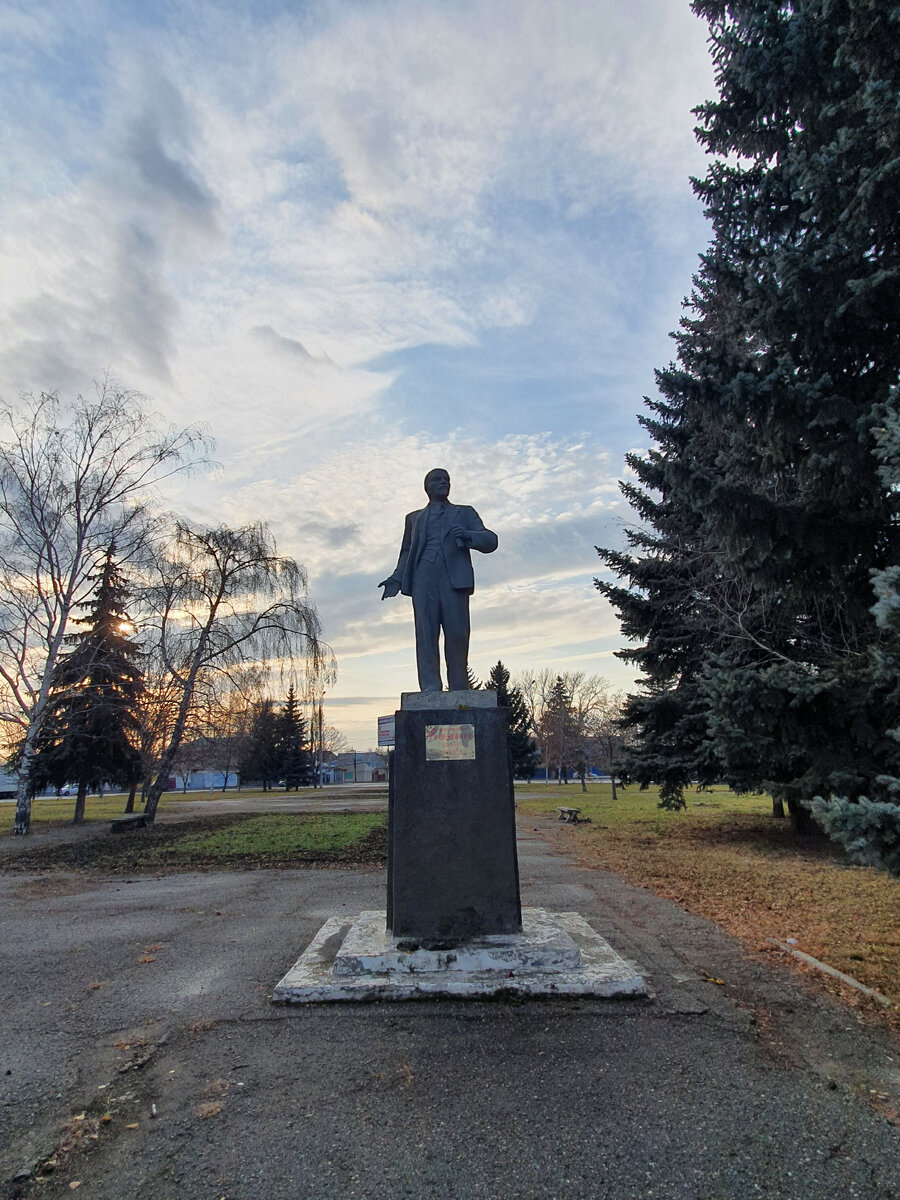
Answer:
[
  {"xmin": 334, "ymin": 908, "xmax": 582, "ymax": 977},
  {"xmin": 273, "ymin": 908, "xmax": 648, "ymax": 1003},
  {"xmin": 388, "ymin": 703, "xmax": 520, "ymax": 941},
  {"xmin": 400, "ymin": 689, "xmax": 497, "ymax": 710}
]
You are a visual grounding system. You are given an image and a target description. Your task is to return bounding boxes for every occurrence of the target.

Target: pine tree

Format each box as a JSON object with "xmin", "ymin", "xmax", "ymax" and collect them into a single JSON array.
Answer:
[
  {"xmin": 596, "ymin": 274, "xmax": 734, "ymax": 810},
  {"xmin": 598, "ymin": 0, "xmax": 900, "ymax": 828},
  {"xmin": 30, "ymin": 547, "xmax": 143, "ymax": 823},
  {"xmin": 486, "ymin": 661, "xmax": 537, "ymax": 779},
  {"xmin": 239, "ymin": 700, "xmax": 281, "ymax": 790},
  {"xmin": 689, "ymin": 0, "xmax": 899, "ymax": 824},
  {"xmin": 812, "ymin": 403, "xmax": 900, "ymax": 871},
  {"xmin": 280, "ymin": 685, "xmax": 312, "ymax": 790}
]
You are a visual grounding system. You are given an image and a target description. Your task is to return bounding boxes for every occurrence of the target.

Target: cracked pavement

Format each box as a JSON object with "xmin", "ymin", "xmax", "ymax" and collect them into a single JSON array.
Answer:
[{"xmin": 1, "ymin": 820, "xmax": 898, "ymax": 1199}]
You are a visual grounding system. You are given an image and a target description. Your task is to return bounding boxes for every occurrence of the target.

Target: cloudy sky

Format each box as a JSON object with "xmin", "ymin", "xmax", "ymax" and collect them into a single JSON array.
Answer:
[{"xmin": 0, "ymin": 0, "xmax": 715, "ymax": 747}]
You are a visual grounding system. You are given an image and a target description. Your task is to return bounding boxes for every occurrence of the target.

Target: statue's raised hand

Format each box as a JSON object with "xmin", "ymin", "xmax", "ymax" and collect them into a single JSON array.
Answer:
[{"xmin": 449, "ymin": 524, "xmax": 472, "ymax": 548}]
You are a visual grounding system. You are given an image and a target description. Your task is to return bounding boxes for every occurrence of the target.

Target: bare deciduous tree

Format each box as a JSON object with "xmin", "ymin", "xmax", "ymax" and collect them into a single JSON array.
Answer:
[
  {"xmin": 322, "ymin": 724, "xmax": 349, "ymax": 756},
  {"xmin": 514, "ymin": 668, "xmax": 613, "ymax": 784},
  {"xmin": 582, "ymin": 690, "xmax": 629, "ymax": 800},
  {"xmin": 128, "ymin": 645, "xmax": 184, "ymax": 811},
  {"xmin": 141, "ymin": 520, "xmax": 332, "ymax": 821},
  {"xmin": 0, "ymin": 382, "xmax": 208, "ymax": 833},
  {"xmin": 197, "ymin": 666, "xmax": 267, "ymax": 791},
  {"xmin": 172, "ymin": 736, "xmax": 210, "ymax": 793}
]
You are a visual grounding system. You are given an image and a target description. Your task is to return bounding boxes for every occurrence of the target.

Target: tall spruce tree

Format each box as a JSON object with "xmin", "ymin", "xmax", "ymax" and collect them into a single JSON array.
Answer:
[
  {"xmin": 239, "ymin": 700, "xmax": 281, "ymax": 790},
  {"xmin": 486, "ymin": 661, "xmax": 537, "ymax": 779},
  {"xmin": 280, "ymin": 685, "xmax": 312, "ymax": 789},
  {"xmin": 30, "ymin": 548, "xmax": 143, "ymax": 823},
  {"xmin": 597, "ymin": 0, "xmax": 899, "ymax": 830}
]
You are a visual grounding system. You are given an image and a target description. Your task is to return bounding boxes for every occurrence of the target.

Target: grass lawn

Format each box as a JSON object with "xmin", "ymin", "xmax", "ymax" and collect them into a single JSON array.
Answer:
[
  {"xmin": 171, "ymin": 812, "xmax": 385, "ymax": 859},
  {"xmin": 0, "ymin": 811, "xmax": 387, "ymax": 872},
  {"xmin": 517, "ymin": 781, "xmax": 900, "ymax": 1032},
  {"xmin": 0, "ymin": 793, "xmax": 146, "ymax": 830},
  {"xmin": 0, "ymin": 786, "xmax": 383, "ymax": 834}
]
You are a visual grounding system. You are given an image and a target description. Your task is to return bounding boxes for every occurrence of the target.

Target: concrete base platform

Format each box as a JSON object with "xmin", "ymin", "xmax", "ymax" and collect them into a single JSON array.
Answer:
[{"xmin": 273, "ymin": 907, "xmax": 648, "ymax": 1003}]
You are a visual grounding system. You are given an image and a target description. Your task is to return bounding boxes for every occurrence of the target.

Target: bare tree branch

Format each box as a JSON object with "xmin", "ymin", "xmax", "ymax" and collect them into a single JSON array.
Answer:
[{"xmin": 139, "ymin": 520, "xmax": 333, "ymax": 821}]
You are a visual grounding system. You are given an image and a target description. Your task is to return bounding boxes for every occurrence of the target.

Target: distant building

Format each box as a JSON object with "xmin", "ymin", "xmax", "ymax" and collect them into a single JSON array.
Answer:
[
  {"xmin": 172, "ymin": 736, "xmax": 240, "ymax": 791},
  {"xmin": 329, "ymin": 752, "xmax": 388, "ymax": 783},
  {"xmin": 179, "ymin": 768, "xmax": 238, "ymax": 791}
]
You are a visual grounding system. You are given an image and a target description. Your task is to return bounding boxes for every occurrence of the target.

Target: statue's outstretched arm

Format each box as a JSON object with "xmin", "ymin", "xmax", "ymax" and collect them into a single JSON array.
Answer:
[{"xmin": 378, "ymin": 511, "xmax": 415, "ymax": 598}]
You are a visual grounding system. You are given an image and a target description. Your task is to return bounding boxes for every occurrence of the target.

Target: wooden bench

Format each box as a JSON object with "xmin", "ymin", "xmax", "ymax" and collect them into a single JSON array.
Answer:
[
  {"xmin": 110, "ymin": 814, "xmax": 148, "ymax": 833},
  {"xmin": 557, "ymin": 807, "xmax": 582, "ymax": 823}
]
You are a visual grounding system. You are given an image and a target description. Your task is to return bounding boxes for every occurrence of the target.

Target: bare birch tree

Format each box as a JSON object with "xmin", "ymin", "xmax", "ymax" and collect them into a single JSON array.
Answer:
[
  {"xmin": 128, "ymin": 644, "xmax": 184, "ymax": 811},
  {"xmin": 141, "ymin": 520, "xmax": 332, "ymax": 821},
  {"xmin": 0, "ymin": 382, "xmax": 208, "ymax": 833}
]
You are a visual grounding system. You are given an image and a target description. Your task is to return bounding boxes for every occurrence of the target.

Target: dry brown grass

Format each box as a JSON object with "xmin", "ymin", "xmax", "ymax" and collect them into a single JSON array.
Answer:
[{"xmin": 517, "ymin": 784, "xmax": 900, "ymax": 1033}]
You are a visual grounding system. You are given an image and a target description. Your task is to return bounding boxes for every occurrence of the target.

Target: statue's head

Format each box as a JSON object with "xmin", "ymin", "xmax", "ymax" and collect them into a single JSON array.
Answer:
[{"xmin": 424, "ymin": 468, "xmax": 451, "ymax": 500}]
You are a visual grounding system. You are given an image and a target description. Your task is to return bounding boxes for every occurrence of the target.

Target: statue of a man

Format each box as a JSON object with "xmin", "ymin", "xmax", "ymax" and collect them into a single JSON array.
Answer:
[{"xmin": 379, "ymin": 468, "xmax": 498, "ymax": 692}]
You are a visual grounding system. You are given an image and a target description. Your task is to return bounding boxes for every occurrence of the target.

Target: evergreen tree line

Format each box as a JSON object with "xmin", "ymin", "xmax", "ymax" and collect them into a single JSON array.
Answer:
[
  {"xmin": 238, "ymin": 686, "xmax": 314, "ymax": 791},
  {"xmin": 596, "ymin": 0, "xmax": 899, "ymax": 869}
]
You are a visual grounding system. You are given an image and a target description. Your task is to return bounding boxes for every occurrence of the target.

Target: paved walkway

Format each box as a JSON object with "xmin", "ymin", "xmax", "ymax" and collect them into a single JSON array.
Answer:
[{"xmin": 0, "ymin": 817, "xmax": 897, "ymax": 1198}]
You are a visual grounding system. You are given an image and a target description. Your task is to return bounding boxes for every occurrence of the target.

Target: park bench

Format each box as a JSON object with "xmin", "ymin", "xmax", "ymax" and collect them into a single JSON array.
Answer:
[
  {"xmin": 110, "ymin": 813, "xmax": 148, "ymax": 833},
  {"xmin": 557, "ymin": 806, "xmax": 587, "ymax": 824}
]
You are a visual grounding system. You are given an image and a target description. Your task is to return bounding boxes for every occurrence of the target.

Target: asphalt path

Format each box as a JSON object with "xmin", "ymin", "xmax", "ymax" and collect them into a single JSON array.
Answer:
[{"xmin": 1, "ymin": 817, "xmax": 898, "ymax": 1200}]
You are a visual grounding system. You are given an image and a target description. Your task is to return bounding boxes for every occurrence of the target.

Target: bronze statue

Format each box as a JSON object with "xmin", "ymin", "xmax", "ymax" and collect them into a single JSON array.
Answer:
[{"xmin": 379, "ymin": 468, "xmax": 497, "ymax": 692}]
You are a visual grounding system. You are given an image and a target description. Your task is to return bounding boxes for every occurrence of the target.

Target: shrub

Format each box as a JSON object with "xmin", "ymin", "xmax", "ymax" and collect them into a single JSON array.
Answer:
[{"xmin": 808, "ymin": 796, "xmax": 900, "ymax": 877}]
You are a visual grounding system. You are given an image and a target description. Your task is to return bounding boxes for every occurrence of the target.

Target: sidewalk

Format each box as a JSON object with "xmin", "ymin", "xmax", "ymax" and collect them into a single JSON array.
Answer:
[{"xmin": 1, "ymin": 817, "xmax": 897, "ymax": 1199}]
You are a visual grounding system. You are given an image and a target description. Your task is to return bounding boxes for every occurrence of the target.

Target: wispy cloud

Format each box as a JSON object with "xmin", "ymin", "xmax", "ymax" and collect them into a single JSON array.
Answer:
[{"xmin": 0, "ymin": 0, "xmax": 714, "ymax": 744}]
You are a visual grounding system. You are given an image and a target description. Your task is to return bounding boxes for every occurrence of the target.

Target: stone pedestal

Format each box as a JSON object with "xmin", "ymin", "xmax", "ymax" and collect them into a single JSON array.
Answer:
[
  {"xmin": 387, "ymin": 689, "xmax": 521, "ymax": 943},
  {"xmin": 273, "ymin": 908, "xmax": 649, "ymax": 1002},
  {"xmin": 271, "ymin": 689, "xmax": 649, "ymax": 1006}
]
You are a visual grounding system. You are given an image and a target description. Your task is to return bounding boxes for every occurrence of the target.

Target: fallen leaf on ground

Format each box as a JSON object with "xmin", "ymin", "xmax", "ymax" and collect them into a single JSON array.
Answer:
[
  {"xmin": 189, "ymin": 1019, "xmax": 218, "ymax": 1034},
  {"xmin": 115, "ymin": 1037, "xmax": 148, "ymax": 1051},
  {"xmin": 137, "ymin": 956, "xmax": 156, "ymax": 964},
  {"xmin": 195, "ymin": 1102, "xmax": 223, "ymax": 1119}
]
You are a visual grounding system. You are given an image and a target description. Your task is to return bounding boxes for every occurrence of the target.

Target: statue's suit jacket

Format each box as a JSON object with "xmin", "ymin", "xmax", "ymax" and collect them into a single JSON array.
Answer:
[{"xmin": 390, "ymin": 503, "xmax": 498, "ymax": 597}]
